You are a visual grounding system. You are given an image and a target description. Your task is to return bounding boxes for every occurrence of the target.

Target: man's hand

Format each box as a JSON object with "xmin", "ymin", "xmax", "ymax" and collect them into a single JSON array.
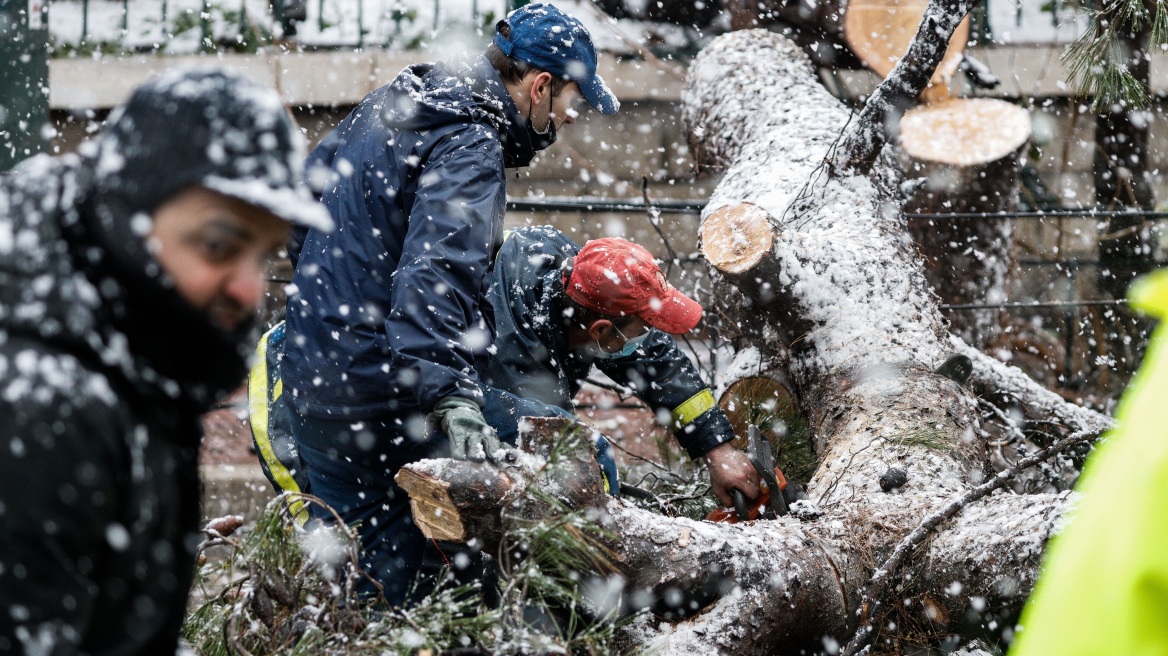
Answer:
[
  {"xmin": 432, "ymin": 397, "xmax": 507, "ymax": 463},
  {"xmin": 704, "ymin": 442, "xmax": 761, "ymax": 507}
]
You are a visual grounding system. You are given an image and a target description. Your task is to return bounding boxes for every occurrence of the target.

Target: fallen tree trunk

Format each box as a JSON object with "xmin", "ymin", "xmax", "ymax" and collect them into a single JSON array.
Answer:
[{"xmin": 398, "ymin": 18, "xmax": 1110, "ymax": 656}]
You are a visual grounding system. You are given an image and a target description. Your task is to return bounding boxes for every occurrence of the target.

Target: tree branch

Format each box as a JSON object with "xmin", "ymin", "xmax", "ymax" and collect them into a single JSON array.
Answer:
[{"xmin": 831, "ymin": 0, "xmax": 978, "ymax": 175}]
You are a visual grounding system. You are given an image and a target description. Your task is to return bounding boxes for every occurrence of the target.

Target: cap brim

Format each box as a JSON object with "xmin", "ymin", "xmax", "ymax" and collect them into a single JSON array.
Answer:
[
  {"xmin": 579, "ymin": 75, "xmax": 620, "ymax": 116},
  {"xmin": 203, "ymin": 176, "xmax": 335, "ymax": 233},
  {"xmin": 641, "ymin": 288, "xmax": 702, "ymax": 335}
]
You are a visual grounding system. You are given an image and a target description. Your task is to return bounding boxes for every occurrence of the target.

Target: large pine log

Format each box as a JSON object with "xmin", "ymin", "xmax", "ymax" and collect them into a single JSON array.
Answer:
[{"xmin": 398, "ymin": 20, "xmax": 1110, "ymax": 656}]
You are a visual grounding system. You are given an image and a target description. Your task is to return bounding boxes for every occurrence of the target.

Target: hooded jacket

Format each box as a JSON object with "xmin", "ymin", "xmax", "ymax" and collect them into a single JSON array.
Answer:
[
  {"xmin": 484, "ymin": 226, "xmax": 735, "ymax": 459},
  {"xmin": 282, "ymin": 55, "xmax": 534, "ymax": 420},
  {"xmin": 0, "ymin": 154, "xmax": 246, "ymax": 654}
]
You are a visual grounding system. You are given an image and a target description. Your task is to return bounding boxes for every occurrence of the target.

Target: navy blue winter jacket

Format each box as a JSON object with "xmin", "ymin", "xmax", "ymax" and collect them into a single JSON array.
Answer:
[
  {"xmin": 484, "ymin": 226, "xmax": 736, "ymax": 459},
  {"xmin": 283, "ymin": 56, "xmax": 536, "ymax": 418}
]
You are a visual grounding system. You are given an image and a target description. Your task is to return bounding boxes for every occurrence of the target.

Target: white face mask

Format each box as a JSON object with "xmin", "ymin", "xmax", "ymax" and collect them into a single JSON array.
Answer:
[{"xmin": 593, "ymin": 324, "xmax": 651, "ymax": 359}]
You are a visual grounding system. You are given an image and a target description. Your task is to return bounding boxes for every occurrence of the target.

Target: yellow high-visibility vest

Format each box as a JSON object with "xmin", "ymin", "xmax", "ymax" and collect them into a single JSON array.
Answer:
[{"xmin": 1011, "ymin": 269, "xmax": 1168, "ymax": 655}]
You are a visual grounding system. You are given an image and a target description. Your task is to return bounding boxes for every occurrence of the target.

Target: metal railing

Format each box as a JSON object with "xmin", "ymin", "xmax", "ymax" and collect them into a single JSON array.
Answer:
[{"xmin": 46, "ymin": 0, "xmax": 524, "ymax": 54}]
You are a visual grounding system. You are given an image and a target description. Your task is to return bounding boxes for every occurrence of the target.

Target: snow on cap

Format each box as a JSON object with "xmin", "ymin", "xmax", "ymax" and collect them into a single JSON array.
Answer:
[
  {"xmin": 492, "ymin": 3, "xmax": 620, "ymax": 116},
  {"xmin": 93, "ymin": 66, "xmax": 333, "ymax": 232},
  {"xmin": 563, "ymin": 238, "xmax": 702, "ymax": 335}
]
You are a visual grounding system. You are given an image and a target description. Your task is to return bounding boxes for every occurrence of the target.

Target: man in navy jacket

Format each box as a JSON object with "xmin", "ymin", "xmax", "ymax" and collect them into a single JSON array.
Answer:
[
  {"xmin": 482, "ymin": 226, "xmax": 760, "ymax": 508},
  {"xmin": 279, "ymin": 4, "xmax": 618, "ymax": 604}
]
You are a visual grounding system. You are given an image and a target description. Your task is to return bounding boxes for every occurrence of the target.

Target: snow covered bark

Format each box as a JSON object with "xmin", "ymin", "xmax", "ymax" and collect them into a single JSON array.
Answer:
[{"xmin": 678, "ymin": 27, "xmax": 1102, "ymax": 652}]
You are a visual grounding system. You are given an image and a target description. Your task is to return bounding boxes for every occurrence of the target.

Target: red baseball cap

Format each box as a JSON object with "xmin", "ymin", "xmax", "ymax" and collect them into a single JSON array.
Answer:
[{"xmin": 563, "ymin": 238, "xmax": 703, "ymax": 335}]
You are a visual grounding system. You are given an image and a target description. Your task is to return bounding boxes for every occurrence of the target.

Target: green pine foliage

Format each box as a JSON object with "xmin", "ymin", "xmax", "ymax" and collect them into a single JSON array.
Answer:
[
  {"xmin": 184, "ymin": 483, "xmax": 634, "ymax": 654},
  {"xmin": 1064, "ymin": 0, "xmax": 1168, "ymax": 109}
]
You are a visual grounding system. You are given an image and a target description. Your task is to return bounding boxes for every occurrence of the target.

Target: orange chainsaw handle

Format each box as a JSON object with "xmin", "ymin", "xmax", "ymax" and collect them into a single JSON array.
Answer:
[{"xmin": 706, "ymin": 467, "xmax": 788, "ymax": 524}]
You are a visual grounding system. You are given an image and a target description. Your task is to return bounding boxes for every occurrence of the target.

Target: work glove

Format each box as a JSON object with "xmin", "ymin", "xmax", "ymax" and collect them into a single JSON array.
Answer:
[{"xmin": 432, "ymin": 396, "xmax": 507, "ymax": 463}]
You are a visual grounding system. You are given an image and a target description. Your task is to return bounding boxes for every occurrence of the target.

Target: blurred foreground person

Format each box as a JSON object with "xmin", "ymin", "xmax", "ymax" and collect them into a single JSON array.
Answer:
[
  {"xmin": 0, "ymin": 69, "xmax": 331, "ymax": 655},
  {"xmin": 275, "ymin": 3, "xmax": 618, "ymax": 605},
  {"xmin": 1010, "ymin": 269, "xmax": 1168, "ymax": 655}
]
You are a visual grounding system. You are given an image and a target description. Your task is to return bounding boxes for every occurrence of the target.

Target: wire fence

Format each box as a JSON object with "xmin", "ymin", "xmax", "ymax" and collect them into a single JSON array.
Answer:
[{"xmin": 259, "ymin": 196, "xmax": 1164, "ymax": 409}]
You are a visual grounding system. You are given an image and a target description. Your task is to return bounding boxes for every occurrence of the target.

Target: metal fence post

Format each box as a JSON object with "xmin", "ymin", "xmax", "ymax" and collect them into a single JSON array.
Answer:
[
  {"xmin": 81, "ymin": 0, "xmax": 89, "ymax": 43},
  {"xmin": 0, "ymin": 0, "xmax": 50, "ymax": 171},
  {"xmin": 200, "ymin": 0, "xmax": 210, "ymax": 51}
]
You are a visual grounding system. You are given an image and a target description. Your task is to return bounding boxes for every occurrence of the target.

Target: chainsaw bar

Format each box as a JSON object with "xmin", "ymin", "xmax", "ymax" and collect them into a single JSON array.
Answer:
[{"xmin": 748, "ymin": 425, "xmax": 788, "ymax": 518}]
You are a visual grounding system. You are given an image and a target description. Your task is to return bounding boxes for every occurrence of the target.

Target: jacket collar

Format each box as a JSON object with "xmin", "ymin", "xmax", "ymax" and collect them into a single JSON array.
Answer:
[{"xmin": 470, "ymin": 56, "xmax": 538, "ymax": 168}]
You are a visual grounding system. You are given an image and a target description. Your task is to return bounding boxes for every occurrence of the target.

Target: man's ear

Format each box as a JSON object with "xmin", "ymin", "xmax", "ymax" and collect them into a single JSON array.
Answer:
[
  {"xmin": 586, "ymin": 319, "xmax": 612, "ymax": 341},
  {"xmin": 530, "ymin": 71, "xmax": 553, "ymax": 105}
]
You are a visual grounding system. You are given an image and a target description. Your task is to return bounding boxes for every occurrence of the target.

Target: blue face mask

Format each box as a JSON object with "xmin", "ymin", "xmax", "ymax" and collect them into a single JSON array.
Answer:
[{"xmin": 594, "ymin": 325, "xmax": 651, "ymax": 359}]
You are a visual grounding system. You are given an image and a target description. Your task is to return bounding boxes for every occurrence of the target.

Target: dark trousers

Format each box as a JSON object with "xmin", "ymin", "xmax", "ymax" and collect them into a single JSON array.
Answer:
[
  {"xmin": 288, "ymin": 387, "xmax": 621, "ymax": 606},
  {"xmin": 288, "ymin": 387, "xmax": 578, "ymax": 605},
  {"xmin": 289, "ymin": 408, "xmax": 444, "ymax": 605}
]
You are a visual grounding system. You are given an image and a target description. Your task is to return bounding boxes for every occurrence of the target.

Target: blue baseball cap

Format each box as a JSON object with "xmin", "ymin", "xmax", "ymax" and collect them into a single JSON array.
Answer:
[{"xmin": 492, "ymin": 3, "xmax": 620, "ymax": 116}]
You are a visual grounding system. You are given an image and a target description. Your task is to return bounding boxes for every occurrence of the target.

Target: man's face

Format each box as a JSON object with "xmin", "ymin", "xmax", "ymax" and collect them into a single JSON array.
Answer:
[
  {"xmin": 549, "ymin": 82, "xmax": 584, "ymax": 131},
  {"xmin": 148, "ymin": 186, "xmax": 289, "ymax": 332}
]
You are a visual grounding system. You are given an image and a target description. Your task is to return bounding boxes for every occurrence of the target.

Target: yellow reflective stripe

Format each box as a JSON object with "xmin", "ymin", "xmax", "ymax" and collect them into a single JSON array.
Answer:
[
  {"xmin": 671, "ymin": 389, "xmax": 717, "ymax": 427},
  {"xmin": 247, "ymin": 325, "xmax": 308, "ymax": 525}
]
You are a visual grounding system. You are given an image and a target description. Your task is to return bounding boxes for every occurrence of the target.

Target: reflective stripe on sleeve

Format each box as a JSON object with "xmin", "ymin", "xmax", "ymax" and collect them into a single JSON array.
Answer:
[
  {"xmin": 671, "ymin": 388, "xmax": 717, "ymax": 428},
  {"xmin": 248, "ymin": 324, "xmax": 308, "ymax": 524}
]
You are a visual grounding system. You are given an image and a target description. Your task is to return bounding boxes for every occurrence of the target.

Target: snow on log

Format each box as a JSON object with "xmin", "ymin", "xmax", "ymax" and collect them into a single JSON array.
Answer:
[
  {"xmin": 678, "ymin": 27, "xmax": 1101, "ymax": 652},
  {"xmin": 687, "ymin": 30, "xmax": 948, "ymax": 377},
  {"xmin": 952, "ymin": 335, "xmax": 1111, "ymax": 434}
]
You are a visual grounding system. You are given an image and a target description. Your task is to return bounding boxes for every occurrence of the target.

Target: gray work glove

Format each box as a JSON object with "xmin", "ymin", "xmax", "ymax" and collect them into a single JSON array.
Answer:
[{"xmin": 432, "ymin": 396, "xmax": 507, "ymax": 463}]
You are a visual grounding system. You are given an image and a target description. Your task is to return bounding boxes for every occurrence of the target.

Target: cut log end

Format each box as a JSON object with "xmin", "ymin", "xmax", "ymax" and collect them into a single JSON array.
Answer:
[
  {"xmin": 843, "ymin": 1, "xmax": 970, "ymax": 95},
  {"xmin": 700, "ymin": 203, "xmax": 776, "ymax": 276},
  {"xmin": 719, "ymin": 376, "xmax": 798, "ymax": 450},
  {"xmin": 899, "ymin": 98, "xmax": 1031, "ymax": 167},
  {"xmin": 396, "ymin": 468, "xmax": 467, "ymax": 542}
]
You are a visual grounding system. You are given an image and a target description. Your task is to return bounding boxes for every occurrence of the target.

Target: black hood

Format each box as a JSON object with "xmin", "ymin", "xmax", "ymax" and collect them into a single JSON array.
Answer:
[
  {"xmin": 0, "ymin": 154, "xmax": 251, "ymax": 415},
  {"xmin": 380, "ymin": 55, "xmax": 538, "ymax": 168}
]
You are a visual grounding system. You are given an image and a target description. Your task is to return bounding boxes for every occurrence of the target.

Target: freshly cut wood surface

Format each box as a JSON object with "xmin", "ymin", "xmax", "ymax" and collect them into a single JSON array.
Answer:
[
  {"xmin": 699, "ymin": 202, "xmax": 775, "ymax": 275},
  {"xmin": 844, "ymin": 0, "xmax": 970, "ymax": 102},
  {"xmin": 396, "ymin": 468, "xmax": 465, "ymax": 542},
  {"xmin": 900, "ymin": 98, "xmax": 1032, "ymax": 166}
]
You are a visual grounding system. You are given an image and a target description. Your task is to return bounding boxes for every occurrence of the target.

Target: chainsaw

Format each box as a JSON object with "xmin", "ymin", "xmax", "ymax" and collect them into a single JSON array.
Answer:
[{"xmin": 707, "ymin": 424, "xmax": 802, "ymax": 523}]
